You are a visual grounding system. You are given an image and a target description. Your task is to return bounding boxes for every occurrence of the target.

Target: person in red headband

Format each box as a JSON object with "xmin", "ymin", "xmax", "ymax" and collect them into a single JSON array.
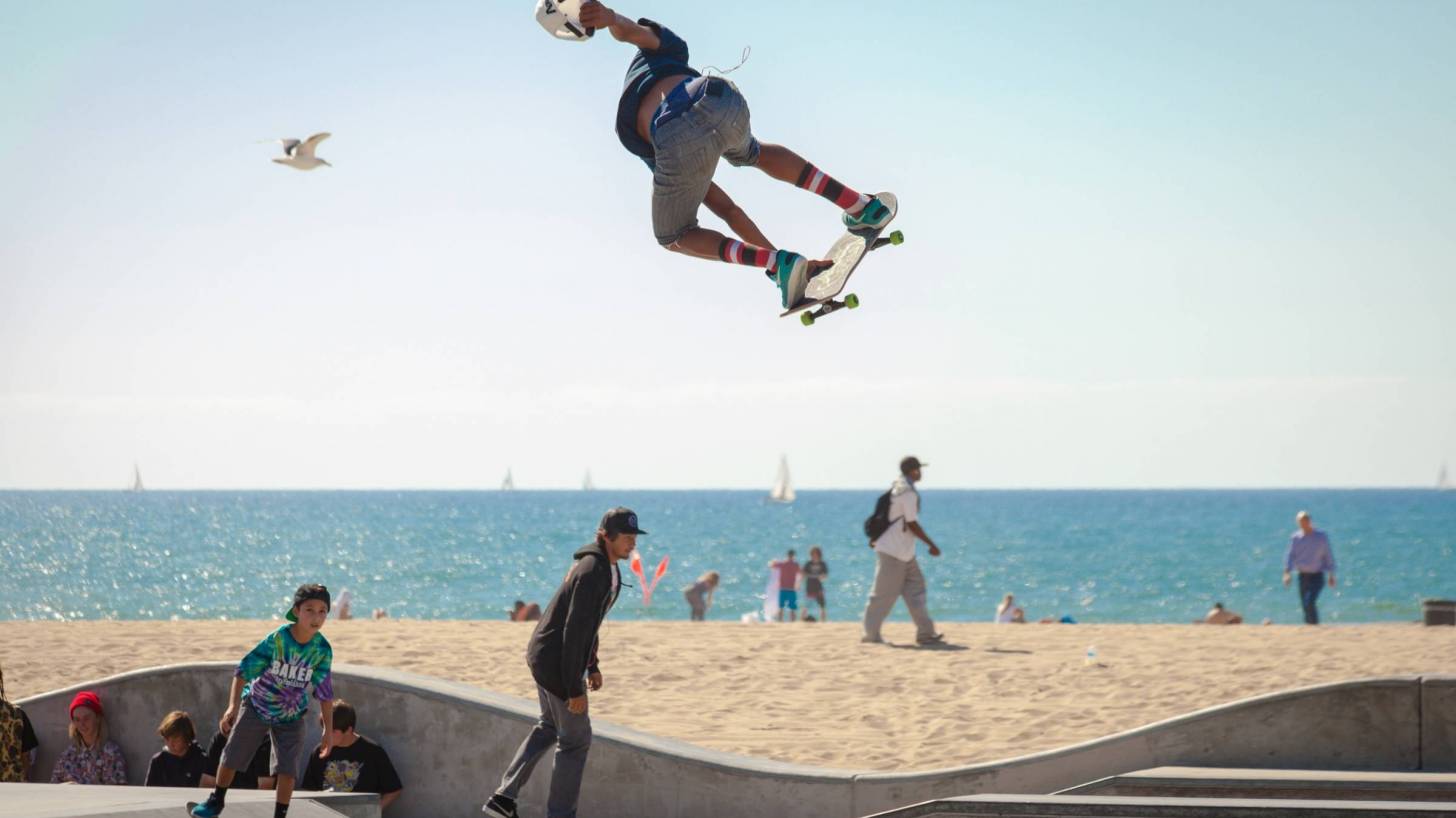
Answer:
[{"xmin": 50, "ymin": 690, "xmax": 128, "ymax": 785}]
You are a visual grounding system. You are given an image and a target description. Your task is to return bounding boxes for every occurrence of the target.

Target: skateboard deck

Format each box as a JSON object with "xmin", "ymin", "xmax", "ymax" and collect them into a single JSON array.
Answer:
[{"xmin": 780, "ymin": 191, "xmax": 902, "ymax": 325}]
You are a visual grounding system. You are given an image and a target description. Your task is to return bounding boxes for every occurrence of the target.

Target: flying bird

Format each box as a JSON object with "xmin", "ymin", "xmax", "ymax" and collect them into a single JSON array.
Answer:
[{"xmin": 271, "ymin": 132, "xmax": 332, "ymax": 170}]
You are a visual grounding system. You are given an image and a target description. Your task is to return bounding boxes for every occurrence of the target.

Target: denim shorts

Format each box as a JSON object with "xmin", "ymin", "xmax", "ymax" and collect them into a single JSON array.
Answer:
[{"xmin": 651, "ymin": 77, "xmax": 760, "ymax": 246}]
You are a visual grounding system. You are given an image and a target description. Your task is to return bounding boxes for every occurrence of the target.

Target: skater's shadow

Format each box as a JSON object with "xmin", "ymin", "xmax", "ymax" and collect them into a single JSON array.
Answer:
[{"xmin": 885, "ymin": 641, "xmax": 969, "ymax": 652}]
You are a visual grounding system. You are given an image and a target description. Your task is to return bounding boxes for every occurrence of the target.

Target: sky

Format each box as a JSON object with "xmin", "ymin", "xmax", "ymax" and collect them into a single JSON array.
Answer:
[{"xmin": 1, "ymin": 0, "xmax": 1453, "ymax": 490}]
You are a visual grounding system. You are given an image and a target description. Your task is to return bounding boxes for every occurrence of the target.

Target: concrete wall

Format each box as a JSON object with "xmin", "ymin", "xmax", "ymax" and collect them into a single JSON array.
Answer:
[{"xmin": 17, "ymin": 666, "xmax": 1456, "ymax": 818}]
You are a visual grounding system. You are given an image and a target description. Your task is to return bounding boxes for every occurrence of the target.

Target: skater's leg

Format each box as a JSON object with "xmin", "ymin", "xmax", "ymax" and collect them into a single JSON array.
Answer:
[{"xmin": 754, "ymin": 144, "xmax": 869, "ymax": 211}]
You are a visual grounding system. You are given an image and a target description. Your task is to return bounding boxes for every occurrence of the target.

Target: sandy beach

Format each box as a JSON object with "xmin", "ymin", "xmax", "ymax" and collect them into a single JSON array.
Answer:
[{"xmin": 2, "ymin": 619, "xmax": 1452, "ymax": 771}]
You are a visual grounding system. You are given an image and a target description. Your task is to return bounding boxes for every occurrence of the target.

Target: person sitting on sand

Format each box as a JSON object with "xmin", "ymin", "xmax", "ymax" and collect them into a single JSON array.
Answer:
[
  {"xmin": 509, "ymin": 601, "xmax": 543, "ymax": 622},
  {"xmin": 995, "ymin": 594, "xmax": 1026, "ymax": 624},
  {"xmin": 145, "ymin": 710, "xmax": 207, "ymax": 788},
  {"xmin": 51, "ymin": 690, "xmax": 127, "ymax": 785},
  {"xmin": 682, "ymin": 571, "xmax": 720, "ymax": 621},
  {"xmin": 1203, "ymin": 602, "xmax": 1244, "ymax": 625},
  {"xmin": 334, "ymin": 589, "xmax": 353, "ymax": 621}
]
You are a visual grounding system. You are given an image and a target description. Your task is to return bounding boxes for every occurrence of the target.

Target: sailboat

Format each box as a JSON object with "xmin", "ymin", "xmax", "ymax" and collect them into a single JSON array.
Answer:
[
  {"xmin": 1440, "ymin": 462, "xmax": 1452, "ymax": 492},
  {"xmin": 501, "ymin": 468, "xmax": 515, "ymax": 491},
  {"xmin": 582, "ymin": 470, "xmax": 595, "ymax": 491},
  {"xmin": 768, "ymin": 455, "xmax": 795, "ymax": 504},
  {"xmin": 130, "ymin": 464, "xmax": 144, "ymax": 492}
]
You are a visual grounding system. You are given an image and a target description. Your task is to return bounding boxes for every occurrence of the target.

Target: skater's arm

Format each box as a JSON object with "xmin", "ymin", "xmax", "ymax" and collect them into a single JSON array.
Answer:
[
  {"xmin": 705, "ymin": 183, "xmax": 774, "ymax": 250},
  {"xmin": 579, "ymin": 1, "xmax": 661, "ymax": 50}
]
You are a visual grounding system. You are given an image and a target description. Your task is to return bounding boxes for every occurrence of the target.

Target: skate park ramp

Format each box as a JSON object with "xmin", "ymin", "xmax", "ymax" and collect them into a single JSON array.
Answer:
[
  {"xmin": 17, "ymin": 665, "xmax": 1456, "ymax": 818},
  {"xmin": 0, "ymin": 782, "xmax": 377, "ymax": 818}
]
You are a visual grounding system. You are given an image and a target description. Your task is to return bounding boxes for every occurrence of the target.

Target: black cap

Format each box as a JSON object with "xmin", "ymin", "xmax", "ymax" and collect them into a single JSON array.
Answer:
[
  {"xmin": 599, "ymin": 507, "xmax": 647, "ymax": 537},
  {"xmin": 286, "ymin": 583, "xmax": 331, "ymax": 622},
  {"xmin": 900, "ymin": 456, "xmax": 928, "ymax": 474}
]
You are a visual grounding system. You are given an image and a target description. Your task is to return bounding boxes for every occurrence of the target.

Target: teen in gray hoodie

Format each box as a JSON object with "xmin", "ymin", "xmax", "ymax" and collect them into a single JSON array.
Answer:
[{"xmin": 483, "ymin": 507, "xmax": 645, "ymax": 818}]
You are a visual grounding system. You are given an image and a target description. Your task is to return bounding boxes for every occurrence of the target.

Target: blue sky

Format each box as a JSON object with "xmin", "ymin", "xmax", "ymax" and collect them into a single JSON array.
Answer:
[{"xmin": 1, "ymin": 0, "xmax": 1453, "ymax": 489}]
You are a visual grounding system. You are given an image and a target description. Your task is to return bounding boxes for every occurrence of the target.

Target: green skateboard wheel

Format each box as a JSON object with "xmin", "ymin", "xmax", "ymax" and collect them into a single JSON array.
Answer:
[
  {"xmin": 800, "ymin": 312, "xmax": 815, "ymax": 326},
  {"xmin": 845, "ymin": 293, "xmax": 860, "ymax": 309},
  {"xmin": 889, "ymin": 230, "xmax": 904, "ymax": 245}
]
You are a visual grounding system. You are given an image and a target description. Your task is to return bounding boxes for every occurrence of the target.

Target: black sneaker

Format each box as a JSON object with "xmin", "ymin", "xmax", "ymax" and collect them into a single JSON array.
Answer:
[{"xmin": 482, "ymin": 794, "xmax": 519, "ymax": 818}]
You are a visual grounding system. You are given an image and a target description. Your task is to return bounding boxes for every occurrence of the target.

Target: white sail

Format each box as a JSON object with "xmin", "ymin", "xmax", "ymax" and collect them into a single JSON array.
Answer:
[
  {"xmin": 1440, "ymin": 462, "xmax": 1451, "ymax": 491},
  {"xmin": 768, "ymin": 455, "xmax": 795, "ymax": 503},
  {"xmin": 130, "ymin": 464, "xmax": 144, "ymax": 492},
  {"xmin": 501, "ymin": 468, "xmax": 515, "ymax": 491},
  {"xmin": 583, "ymin": 470, "xmax": 595, "ymax": 491}
]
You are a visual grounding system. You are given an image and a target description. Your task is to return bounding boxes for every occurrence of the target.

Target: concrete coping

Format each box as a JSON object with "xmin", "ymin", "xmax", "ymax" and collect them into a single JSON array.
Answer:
[{"xmin": 866, "ymin": 793, "xmax": 1456, "ymax": 817}]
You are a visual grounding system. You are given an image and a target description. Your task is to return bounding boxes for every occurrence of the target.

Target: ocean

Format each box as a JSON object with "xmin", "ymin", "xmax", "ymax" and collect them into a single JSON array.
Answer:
[{"xmin": 1, "ymin": 489, "xmax": 1451, "ymax": 624}]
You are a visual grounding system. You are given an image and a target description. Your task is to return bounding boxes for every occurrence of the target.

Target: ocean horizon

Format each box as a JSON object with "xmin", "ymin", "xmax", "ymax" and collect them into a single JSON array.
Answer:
[{"xmin": 2, "ymin": 488, "xmax": 1452, "ymax": 625}]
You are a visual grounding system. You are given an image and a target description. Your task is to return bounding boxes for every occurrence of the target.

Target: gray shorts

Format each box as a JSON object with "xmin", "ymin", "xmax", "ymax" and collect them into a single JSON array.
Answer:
[
  {"xmin": 219, "ymin": 702, "xmax": 309, "ymax": 780},
  {"xmin": 651, "ymin": 77, "xmax": 760, "ymax": 246}
]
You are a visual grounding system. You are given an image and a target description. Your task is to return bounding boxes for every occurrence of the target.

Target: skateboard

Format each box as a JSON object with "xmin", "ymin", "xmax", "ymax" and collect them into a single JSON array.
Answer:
[{"xmin": 779, "ymin": 191, "xmax": 903, "ymax": 326}]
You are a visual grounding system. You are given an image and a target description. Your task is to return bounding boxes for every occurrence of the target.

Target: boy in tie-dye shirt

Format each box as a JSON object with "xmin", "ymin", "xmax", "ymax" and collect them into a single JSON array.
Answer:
[{"xmin": 191, "ymin": 584, "xmax": 335, "ymax": 818}]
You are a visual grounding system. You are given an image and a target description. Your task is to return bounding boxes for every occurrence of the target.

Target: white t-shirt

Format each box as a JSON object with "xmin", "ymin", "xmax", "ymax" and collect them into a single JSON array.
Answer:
[{"xmin": 871, "ymin": 477, "xmax": 920, "ymax": 562}]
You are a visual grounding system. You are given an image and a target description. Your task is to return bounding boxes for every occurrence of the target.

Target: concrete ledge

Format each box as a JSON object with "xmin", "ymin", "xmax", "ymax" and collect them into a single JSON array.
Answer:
[
  {"xmin": 1420, "ymin": 675, "xmax": 1456, "ymax": 770},
  {"xmin": 0, "ymin": 782, "xmax": 376, "ymax": 818},
  {"xmin": 16, "ymin": 667, "xmax": 1456, "ymax": 818},
  {"xmin": 1058, "ymin": 766, "xmax": 1456, "ymax": 801},
  {"xmin": 860, "ymin": 793, "xmax": 1456, "ymax": 818}
]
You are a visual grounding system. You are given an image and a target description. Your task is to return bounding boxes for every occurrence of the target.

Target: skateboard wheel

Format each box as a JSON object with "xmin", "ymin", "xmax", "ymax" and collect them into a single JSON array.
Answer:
[
  {"xmin": 800, "ymin": 312, "xmax": 815, "ymax": 327},
  {"xmin": 889, "ymin": 230, "xmax": 904, "ymax": 245},
  {"xmin": 845, "ymin": 293, "xmax": 860, "ymax": 309}
]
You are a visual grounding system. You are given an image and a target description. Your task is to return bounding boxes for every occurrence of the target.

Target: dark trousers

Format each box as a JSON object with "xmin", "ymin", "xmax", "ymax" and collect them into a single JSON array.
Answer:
[{"xmin": 1298, "ymin": 571, "xmax": 1325, "ymax": 624}]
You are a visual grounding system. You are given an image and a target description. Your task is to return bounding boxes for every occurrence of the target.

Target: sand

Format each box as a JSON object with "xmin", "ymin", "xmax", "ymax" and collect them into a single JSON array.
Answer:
[{"xmin": 2, "ymin": 619, "xmax": 1452, "ymax": 771}]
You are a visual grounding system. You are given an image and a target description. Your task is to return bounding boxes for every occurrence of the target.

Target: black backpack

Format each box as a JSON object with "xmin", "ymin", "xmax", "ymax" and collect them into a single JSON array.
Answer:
[{"xmin": 863, "ymin": 489, "xmax": 896, "ymax": 540}]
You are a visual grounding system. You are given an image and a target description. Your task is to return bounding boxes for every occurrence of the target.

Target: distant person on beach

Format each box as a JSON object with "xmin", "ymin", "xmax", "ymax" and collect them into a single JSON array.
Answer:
[
  {"xmin": 0, "ymin": 664, "xmax": 41, "ymax": 782},
  {"xmin": 51, "ymin": 690, "xmax": 127, "ymax": 785},
  {"xmin": 770, "ymin": 549, "xmax": 801, "ymax": 622},
  {"xmin": 301, "ymin": 700, "xmax": 403, "ymax": 811},
  {"xmin": 863, "ymin": 456, "xmax": 944, "ymax": 646},
  {"xmin": 683, "ymin": 571, "xmax": 720, "ymax": 621},
  {"xmin": 189, "ymin": 583, "xmax": 335, "ymax": 818},
  {"xmin": 1282, "ymin": 510, "xmax": 1336, "ymax": 624},
  {"xmin": 803, "ymin": 546, "xmax": 829, "ymax": 621},
  {"xmin": 510, "ymin": 601, "xmax": 542, "ymax": 622},
  {"xmin": 1202, "ymin": 602, "xmax": 1244, "ymax": 625},
  {"xmin": 995, "ymin": 594, "xmax": 1026, "ymax": 624},
  {"xmin": 203, "ymin": 732, "xmax": 274, "ymax": 790},
  {"xmin": 482, "ymin": 507, "xmax": 641, "ymax": 818},
  {"xmin": 334, "ymin": 589, "xmax": 353, "ymax": 621},
  {"xmin": 145, "ymin": 710, "xmax": 207, "ymax": 787}
]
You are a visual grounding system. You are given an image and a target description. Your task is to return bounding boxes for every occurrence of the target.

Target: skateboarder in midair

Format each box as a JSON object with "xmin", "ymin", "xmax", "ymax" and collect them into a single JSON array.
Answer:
[{"xmin": 577, "ymin": 1, "xmax": 893, "ymax": 309}]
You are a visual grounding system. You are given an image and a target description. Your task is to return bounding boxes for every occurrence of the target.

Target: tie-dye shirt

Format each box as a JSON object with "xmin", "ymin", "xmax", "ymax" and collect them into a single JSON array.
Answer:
[{"xmin": 235, "ymin": 624, "xmax": 334, "ymax": 725}]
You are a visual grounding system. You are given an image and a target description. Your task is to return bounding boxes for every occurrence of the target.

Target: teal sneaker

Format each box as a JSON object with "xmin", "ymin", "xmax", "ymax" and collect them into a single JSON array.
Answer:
[
  {"xmin": 189, "ymin": 796, "xmax": 224, "ymax": 817},
  {"xmin": 773, "ymin": 250, "xmax": 810, "ymax": 308},
  {"xmin": 843, "ymin": 195, "xmax": 892, "ymax": 232}
]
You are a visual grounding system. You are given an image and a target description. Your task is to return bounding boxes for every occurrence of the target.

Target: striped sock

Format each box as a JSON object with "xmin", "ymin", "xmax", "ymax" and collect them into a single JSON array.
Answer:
[
  {"xmin": 718, "ymin": 238, "xmax": 772, "ymax": 268},
  {"xmin": 795, "ymin": 164, "xmax": 869, "ymax": 212}
]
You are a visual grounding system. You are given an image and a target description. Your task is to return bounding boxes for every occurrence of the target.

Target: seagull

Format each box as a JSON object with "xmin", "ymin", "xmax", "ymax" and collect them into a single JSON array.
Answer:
[{"xmin": 271, "ymin": 132, "xmax": 332, "ymax": 170}]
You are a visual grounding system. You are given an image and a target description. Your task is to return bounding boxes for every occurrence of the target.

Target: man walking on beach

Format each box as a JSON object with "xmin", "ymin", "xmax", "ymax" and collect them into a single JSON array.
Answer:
[
  {"xmin": 1282, "ymin": 510, "xmax": 1336, "ymax": 625},
  {"xmin": 482, "ymin": 508, "xmax": 642, "ymax": 818},
  {"xmin": 862, "ymin": 457, "xmax": 943, "ymax": 646}
]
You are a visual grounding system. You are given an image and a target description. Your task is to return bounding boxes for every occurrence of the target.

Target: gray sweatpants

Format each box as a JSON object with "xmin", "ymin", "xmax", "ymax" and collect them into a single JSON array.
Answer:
[
  {"xmin": 496, "ymin": 685, "xmax": 592, "ymax": 818},
  {"xmin": 862, "ymin": 552, "xmax": 937, "ymax": 642}
]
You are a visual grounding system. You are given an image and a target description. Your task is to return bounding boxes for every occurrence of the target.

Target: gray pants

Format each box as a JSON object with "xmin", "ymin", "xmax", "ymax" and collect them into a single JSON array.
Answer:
[
  {"xmin": 218, "ymin": 701, "xmax": 307, "ymax": 780},
  {"xmin": 862, "ymin": 552, "xmax": 937, "ymax": 642},
  {"xmin": 496, "ymin": 685, "xmax": 592, "ymax": 818},
  {"xmin": 651, "ymin": 76, "xmax": 760, "ymax": 246}
]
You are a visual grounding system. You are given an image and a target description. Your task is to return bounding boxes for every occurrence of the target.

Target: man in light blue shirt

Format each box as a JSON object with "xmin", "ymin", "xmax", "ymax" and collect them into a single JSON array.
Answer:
[{"xmin": 1282, "ymin": 511, "xmax": 1337, "ymax": 624}]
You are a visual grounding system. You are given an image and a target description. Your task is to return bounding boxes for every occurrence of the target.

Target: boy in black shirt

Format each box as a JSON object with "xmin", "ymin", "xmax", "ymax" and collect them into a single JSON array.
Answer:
[
  {"xmin": 300, "ymin": 700, "xmax": 403, "ymax": 812},
  {"xmin": 145, "ymin": 710, "xmax": 207, "ymax": 787}
]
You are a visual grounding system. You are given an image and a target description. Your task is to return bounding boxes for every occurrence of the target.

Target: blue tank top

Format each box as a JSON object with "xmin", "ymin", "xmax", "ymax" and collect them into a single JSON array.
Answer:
[{"xmin": 615, "ymin": 20, "xmax": 699, "ymax": 170}]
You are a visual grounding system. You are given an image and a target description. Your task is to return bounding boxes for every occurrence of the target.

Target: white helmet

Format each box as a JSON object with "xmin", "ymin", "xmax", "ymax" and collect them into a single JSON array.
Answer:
[{"xmin": 534, "ymin": 0, "xmax": 594, "ymax": 42}]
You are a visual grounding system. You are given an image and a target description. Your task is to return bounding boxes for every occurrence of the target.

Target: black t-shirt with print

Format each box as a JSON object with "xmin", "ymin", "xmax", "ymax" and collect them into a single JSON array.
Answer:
[
  {"xmin": 205, "ymin": 731, "xmax": 272, "ymax": 789},
  {"xmin": 145, "ymin": 742, "xmax": 206, "ymax": 787},
  {"xmin": 301, "ymin": 735, "xmax": 402, "ymax": 795}
]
